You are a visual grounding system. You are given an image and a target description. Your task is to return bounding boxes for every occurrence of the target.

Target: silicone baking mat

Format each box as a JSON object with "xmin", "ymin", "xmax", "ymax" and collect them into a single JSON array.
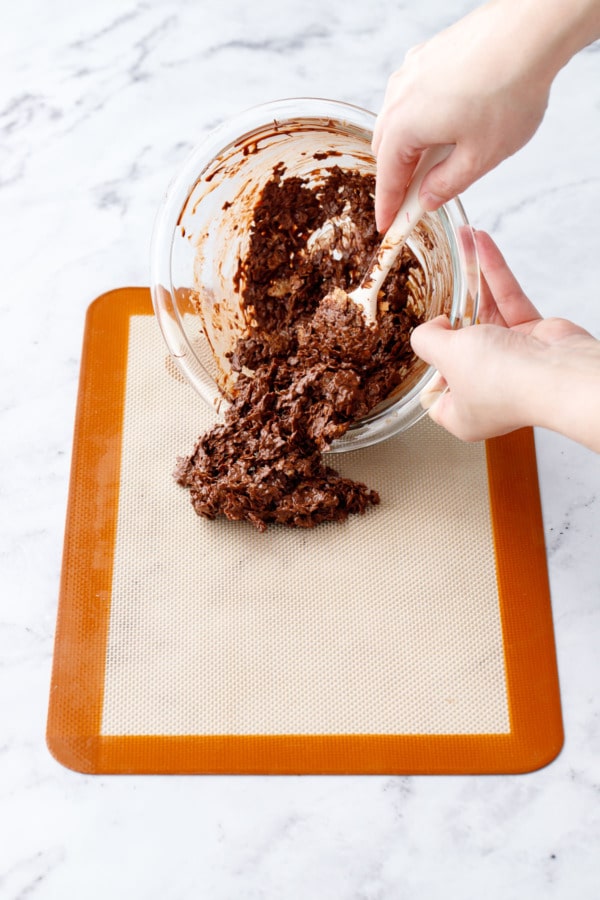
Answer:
[{"xmin": 47, "ymin": 288, "xmax": 563, "ymax": 775}]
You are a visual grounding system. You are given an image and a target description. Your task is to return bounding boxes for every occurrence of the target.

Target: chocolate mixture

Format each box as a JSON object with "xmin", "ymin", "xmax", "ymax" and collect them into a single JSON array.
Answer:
[{"xmin": 175, "ymin": 164, "xmax": 424, "ymax": 531}]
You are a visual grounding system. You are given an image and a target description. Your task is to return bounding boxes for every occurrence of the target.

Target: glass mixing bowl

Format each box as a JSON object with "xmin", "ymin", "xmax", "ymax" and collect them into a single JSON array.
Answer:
[{"xmin": 151, "ymin": 97, "xmax": 479, "ymax": 452}]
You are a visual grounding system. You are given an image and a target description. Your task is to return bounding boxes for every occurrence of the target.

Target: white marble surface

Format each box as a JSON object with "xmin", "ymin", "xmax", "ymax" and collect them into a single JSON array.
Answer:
[{"xmin": 1, "ymin": 1, "xmax": 599, "ymax": 897}]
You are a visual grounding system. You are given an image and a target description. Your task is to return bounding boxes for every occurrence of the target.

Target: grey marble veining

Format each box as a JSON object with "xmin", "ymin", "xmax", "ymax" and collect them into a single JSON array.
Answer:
[{"xmin": 1, "ymin": 1, "xmax": 599, "ymax": 898}]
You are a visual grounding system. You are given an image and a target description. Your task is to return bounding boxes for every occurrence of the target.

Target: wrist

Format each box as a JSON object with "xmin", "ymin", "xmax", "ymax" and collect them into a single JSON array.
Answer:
[
  {"xmin": 488, "ymin": 0, "xmax": 600, "ymax": 82},
  {"xmin": 524, "ymin": 335, "xmax": 600, "ymax": 452}
]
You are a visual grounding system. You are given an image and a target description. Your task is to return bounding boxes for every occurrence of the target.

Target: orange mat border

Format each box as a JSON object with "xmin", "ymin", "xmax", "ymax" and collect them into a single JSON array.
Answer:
[{"xmin": 47, "ymin": 288, "xmax": 563, "ymax": 775}]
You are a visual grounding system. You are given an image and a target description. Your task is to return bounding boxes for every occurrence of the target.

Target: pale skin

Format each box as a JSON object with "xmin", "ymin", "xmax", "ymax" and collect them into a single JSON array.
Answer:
[
  {"xmin": 413, "ymin": 233, "xmax": 600, "ymax": 453},
  {"xmin": 373, "ymin": 0, "xmax": 600, "ymax": 228},
  {"xmin": 372, "ymin": 0, "xmax": 600, "ymax": 450}
]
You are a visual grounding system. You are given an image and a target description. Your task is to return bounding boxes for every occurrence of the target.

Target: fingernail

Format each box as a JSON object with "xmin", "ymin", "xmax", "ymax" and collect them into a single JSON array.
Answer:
[
  {"xmin": 420, "ymin": 192, "xmax": 445, "ymax": 211},
  {"xmin": 420, "ymin": 389, "xmax": 444, "ymax": 410}
]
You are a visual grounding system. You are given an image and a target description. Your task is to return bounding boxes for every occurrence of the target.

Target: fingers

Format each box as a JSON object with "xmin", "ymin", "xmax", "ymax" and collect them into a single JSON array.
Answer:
[
  {"xmin": 411, "ymin": 317, "xmax": 496, "ymax": 442},
  {"xmin": 421, "ymin": 388, "xmax": 467, "ymax": 438},
  {"xmin": 374, "ymin": 136, "xmax": 488, "ymax": 225},
  {"xmin": 410, "ymin": 317, "xmax": 462, "ymax": 432},
  {"xmin": 477, "ymin": 269, "xmax": 507, "ymax": 328},
  {"xmin": 411, "ymin": 236, "xmax": 538, "ymax": 347},
  {"xmin": 374, "ymin": 136, "xmax": 492, "ymax": 229},
  {"xmin": 419, "ymin": 369, "xmax": 448, "ymax": 410},
  {"xmin": 474, "ymin": 231, "xmax": 541, "ymax": 328},
  {"xmin": 410, "ymin": 315, "xmax": 454, "ymax": 368},
  {"xmin": 373, "ymin": 132, "xmax": 423, "ymax": 232},
  {"xmin": 418, "ymin": 145, "xmax": 481, "ymax": 210},
  {"xmin": 370, "ymin": 108, "xmax": 386, "ymax": 158}
]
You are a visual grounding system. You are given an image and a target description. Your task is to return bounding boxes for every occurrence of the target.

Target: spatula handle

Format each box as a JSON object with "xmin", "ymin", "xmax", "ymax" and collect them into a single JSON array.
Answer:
[{"xmin": 368, "ymin": 144, "xmax": 452, "ymax": 296}]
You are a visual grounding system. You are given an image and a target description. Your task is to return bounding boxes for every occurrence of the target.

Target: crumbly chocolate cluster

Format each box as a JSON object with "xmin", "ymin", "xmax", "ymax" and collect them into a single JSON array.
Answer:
[{"xmin": 175, "ymin": 165, "xmax": 423, "ymax": 531}]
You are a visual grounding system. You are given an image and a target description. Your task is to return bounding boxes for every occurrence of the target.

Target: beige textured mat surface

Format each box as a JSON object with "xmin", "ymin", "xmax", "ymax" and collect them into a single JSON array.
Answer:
[{"xmin": 47, "ymin": 289, "xmax": 563, "ymax": 774}]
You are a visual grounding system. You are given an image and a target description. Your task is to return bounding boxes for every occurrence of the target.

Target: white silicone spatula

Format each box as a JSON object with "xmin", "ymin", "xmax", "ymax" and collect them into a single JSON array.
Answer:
[{"xmin": 349, "ymin": 144, "xmax": 451, "ymax": 324}]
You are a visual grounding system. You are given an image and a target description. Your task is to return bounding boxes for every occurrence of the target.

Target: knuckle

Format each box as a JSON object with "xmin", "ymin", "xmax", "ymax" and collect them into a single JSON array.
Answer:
[{"xmin": 404, "ymin": 42, "xmax": 425, "ymax": 62}]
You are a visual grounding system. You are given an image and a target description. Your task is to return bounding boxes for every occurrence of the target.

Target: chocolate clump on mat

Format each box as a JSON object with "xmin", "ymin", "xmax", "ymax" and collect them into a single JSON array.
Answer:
[{"xmin": 175, "ymin": 166, "xmax": 424, "ymax": 531}]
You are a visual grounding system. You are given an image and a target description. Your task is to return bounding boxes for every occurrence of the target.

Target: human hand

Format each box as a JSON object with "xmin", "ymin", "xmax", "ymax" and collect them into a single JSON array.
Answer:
[
  {"xmin": 372, "ymin": 0, "xmax": 600, "ymax": 231},
  {"xmin": 411, "ymin": 231, "xmax": 600, "ymax": 452}
]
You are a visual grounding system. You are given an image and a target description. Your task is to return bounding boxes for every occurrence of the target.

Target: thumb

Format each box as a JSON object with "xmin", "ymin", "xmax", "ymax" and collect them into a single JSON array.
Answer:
[
  {"xmin": 418, "ymin": 146, "xmax": 481, "ymax": 210},
  {"xmin": 410, "ymin": 315, "xmax": 454, "ymax": 367},
  {"xmin": 411, "ymin": 318, "xmax": 463, "ymax": 435}
]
